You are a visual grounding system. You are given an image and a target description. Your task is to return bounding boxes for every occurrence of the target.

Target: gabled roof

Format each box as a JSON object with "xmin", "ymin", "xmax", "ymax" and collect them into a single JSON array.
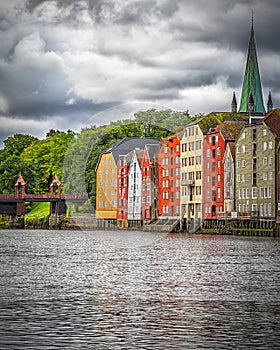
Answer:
[
  {"xmin": 223, "ymin": 142, "xmax": 236, "ymax": 162},
  {"xmin": 124, "ymin": 150, "xmax": 134, "ymax": 166},
  {"xmin": 99, "ymin": 137, "xmax": 160, "ymax": 166},
  {"xmin": 144, "ymin": 144, "xmax": 159, "ymax": 162},
  {"xmin": 219, "ymin": 121, "xmax": 248, "ymax": 141},
  {"xmin": 261, "ymin": 109, "xmax": 280, "ymax": 137},
  {"xmin": 161, "ymin": 131, "xmax": 182, "ymax": 144},
  {"xmin": 239, "ymin": 16, "xmax": 265, "ymax": 113}
]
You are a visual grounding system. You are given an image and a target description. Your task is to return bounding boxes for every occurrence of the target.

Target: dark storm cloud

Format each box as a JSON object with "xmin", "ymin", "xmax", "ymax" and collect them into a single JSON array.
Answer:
[
  {"xmin": 24, "ymin": 0, "xmax": 179, "ymax": 25},
  {"xmin": 0, "ymin": 0, "xmax": 279, "ymax": 146}
]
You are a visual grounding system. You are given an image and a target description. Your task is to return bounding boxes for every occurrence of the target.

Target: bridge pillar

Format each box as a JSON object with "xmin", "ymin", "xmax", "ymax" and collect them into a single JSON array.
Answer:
[
  {"xmin": 16, "ymin": 202, "xmax": 25, "ymax": 216},
  {"xmin": 50, "ymin": 199, "xmax": 66, "ymax": 215}
]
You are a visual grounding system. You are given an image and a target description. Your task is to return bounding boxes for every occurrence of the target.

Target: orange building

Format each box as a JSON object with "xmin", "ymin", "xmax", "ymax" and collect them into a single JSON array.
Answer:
[{"xmin": 158, "ymin": 133, "xmax": 181, "ymax": 217}]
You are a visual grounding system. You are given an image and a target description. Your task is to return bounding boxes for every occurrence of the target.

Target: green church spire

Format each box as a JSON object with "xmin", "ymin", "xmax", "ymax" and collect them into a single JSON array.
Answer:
[{"xmin": 239, "ymin": 13, "xmax": 265, "ymax": 113}]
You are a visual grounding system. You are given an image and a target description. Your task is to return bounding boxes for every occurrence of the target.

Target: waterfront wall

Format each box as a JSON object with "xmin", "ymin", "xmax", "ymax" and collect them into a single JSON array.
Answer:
[{"xmin": 1, "ymin": 214, "xmax": 280, "ymax": 237}]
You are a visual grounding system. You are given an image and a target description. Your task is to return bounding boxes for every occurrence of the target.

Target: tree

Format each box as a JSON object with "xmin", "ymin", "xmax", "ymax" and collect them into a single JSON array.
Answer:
[
  {"xmin": 3, "ymin": 134, "xmax": 38, "ymax": 157},
  {"xmin": 134, "ymin": 109, "xmax": 193, "ymax": 135},
  {"xmin": 0, "ymin": 155, "xmax": 36, "ymax": 194},
  {"xmin": 22, "ymin": 130, "xmax": 75, "ymax": 193}
]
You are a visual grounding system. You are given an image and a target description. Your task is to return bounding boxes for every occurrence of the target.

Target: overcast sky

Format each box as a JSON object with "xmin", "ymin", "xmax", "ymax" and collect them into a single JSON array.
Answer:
[{"xmin": 0, "ymin": 0, "xmax": 279, "ymax": 147}]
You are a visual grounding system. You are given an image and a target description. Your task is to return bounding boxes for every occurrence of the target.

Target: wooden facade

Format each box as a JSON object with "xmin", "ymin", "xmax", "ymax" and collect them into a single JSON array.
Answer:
[{"xmin": 158, "ymin": 134, "xmax": 181, "ymax": 217}]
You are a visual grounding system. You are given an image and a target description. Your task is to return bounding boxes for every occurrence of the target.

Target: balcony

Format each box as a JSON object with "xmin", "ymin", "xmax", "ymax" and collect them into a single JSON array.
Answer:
[{"xmin": 181, "ymin": 179, "xmax": 194, "ymax": 186}]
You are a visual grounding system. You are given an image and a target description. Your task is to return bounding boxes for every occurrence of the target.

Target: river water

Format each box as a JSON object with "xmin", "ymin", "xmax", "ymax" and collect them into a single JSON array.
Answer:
[{"xmin": 0, "ymin": 229, "xmax": 279, "ymax": 349}]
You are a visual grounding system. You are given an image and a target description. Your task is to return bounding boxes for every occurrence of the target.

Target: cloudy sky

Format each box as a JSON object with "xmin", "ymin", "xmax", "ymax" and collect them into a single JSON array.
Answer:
[{"xmin": 0, "ymin": 0, "xmax": 279, "ymax": 147}]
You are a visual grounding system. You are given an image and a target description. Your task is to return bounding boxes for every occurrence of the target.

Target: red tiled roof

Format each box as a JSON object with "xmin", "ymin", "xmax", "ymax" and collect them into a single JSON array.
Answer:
[{"xmin": 261, "ymin": 109, "xmax": 280, "ymax": 137}]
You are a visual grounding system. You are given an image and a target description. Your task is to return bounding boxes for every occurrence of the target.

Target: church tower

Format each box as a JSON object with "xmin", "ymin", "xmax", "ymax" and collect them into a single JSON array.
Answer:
[{"xmin": 239, "ymin": 13, "xmax": 265, "ymax": 113}]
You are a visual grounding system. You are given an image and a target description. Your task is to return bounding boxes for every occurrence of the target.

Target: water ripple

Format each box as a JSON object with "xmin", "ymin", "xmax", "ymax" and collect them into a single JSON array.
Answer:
[{"xmin": 0, "ymin": 230, "xmax": 279, "ymax": 349}]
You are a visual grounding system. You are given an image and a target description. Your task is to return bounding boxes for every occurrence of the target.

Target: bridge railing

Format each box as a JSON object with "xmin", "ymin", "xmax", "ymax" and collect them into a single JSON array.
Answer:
[
  {"xmin": 0, "ymin": 194, "xmax": 15, "ymax": 199},
  {"xmin": 0, "ymin": 193, "xmax": 89, "ymax": 200}
]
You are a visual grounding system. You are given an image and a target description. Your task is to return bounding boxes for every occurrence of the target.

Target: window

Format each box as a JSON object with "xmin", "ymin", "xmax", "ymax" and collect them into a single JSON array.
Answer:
[
  {"xmin": 237, "ymin": 161, "xmax": 241, "ymax": 168},
  {"xmin": 269, "ymin": 141, "xmax": 273, "ymax": 149},
  {"xmin": 252, "ymin": 204, "xmax": 258, "ymax": 212},
  {"xmin": 263, "ymin": 172, "xmax": 268, "ymax": 181},
  {"xmin": 252, "ymin": 193, "xmax": 257, "ymax": 205},
  {"xmin": 217, "ymin": 160, "xmax": 221, "ymax": 168},
  {"xmin": 212, "ymin": 162, "xmax": 216, "ymax": 172},
  {"xmin": 242, "ymin": 132, "xmax": 246, "ymax": 139},
  {"xmin": 242, "ymin": 145, "xmax": 246, "ymax": 153},
  {"xmin": 268, "ymin": 203, "xmax": 272, "ymax": 216},
  {"xmin": 269, "ymin": 172, "xmax": 273, "ymax": 180},
  {"xmin": 242, "ymin": 174, "xmax": 246, "ymax": 182},
  {"xmin": 263, "ymin": 157, "xmax": 267, "ymax": 165},
  {"xmin": 237, "ymin": 146, "xmax": 241, "ymax": 154},
  {"xmin": 252, "ymin": 128, "xmax": 256, "ymax": 140},
  {"xmin": 206, "ymin": 148, "xmax": 210, "ymax": 157},
  {"xmin": 237, "ymin": 174, "xmax": 241, "ymax": 182},
  {"xmin": 164, "ymin": 146, "xmax": 168, "ymax": 153},
  {"xmin": 263, "ymin": 142, "xmax": 267, "ymax": 150},
  {"xmin": 269, "ymin": 157, "xmax": 273, "ymax": 165},
  {"xmin": 163, "ymin": 192, "xmax": 168, "ymax": 200},
  {"xmin": 176, "ymin": 156, "xmax": 180, "ymax": 164},
  {"xmin": 252, "ymin": 173, "xmax": 257, "ymax": 186},
  {"xmin": 263, "ymin": 129, "xmax": 267, "ymax": 136},
  {"xmin": 252, "ymin": 158, "xmax": 257, "ymax": 171},
  {"xmin": 239, "ymin": 188, "xmax": 242, "ymax": 199},
  {"xmin": 217, "ymin": 147, "xmax": 221, "ymax": 155},
  {"xmin": 207, "ymin": 188, "xmax": 210, "ymax": 199},
  {"xmin": 162, "ymin": 180, "xmax": 169, "ymax": 188},
  {"xmin": 252, "ymin": 143, "xmax": 257, "ymax": 156},
  {"xmin": 217, "ymin": 174, "xmax": 221, "ymax": 182},
  {"xmin": 242, "ymin": 160, "xmax": 246, "ymax": 167},
  {"xmin": 217, "ymin": 187, "xmax": 221, "ymax": 199},
  {"xmin": 207, "ymin": 175, "xmax": 210, "ymax": 183},
  {"xmin": 176, "ymin": 144, "xmax": 180, "ymax": 152}
]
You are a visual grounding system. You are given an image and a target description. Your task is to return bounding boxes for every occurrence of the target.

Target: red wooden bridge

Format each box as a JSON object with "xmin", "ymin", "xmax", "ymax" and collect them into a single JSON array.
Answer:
[{"xmin": 0, "ymin": 174, "xmax": 88, "ymax": 216}]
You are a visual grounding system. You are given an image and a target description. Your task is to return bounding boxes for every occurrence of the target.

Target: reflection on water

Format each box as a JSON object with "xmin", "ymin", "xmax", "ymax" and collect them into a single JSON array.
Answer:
[{"xmin": 0, "ymin": 230, "xmax": 279, "ymax": 349}]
